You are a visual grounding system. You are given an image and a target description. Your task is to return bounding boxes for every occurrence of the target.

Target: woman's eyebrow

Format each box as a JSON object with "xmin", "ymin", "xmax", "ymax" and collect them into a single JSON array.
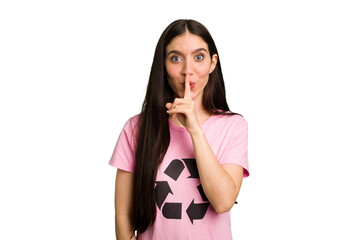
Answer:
[
  {"xmin": 167, "ymin": 48, "xmax": 208, "ymax": 56},
  {"xmin": 192, "ymin": 48, "xmax": 208, "ymax": 54}
]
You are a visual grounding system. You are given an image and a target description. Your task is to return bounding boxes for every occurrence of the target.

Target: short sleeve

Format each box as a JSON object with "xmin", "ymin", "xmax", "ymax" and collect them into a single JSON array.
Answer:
[
  {"xmin": 109, "ymin": 116, "xmax": 139, "ymax": 173},
  {"xmin": 219, "ymin": 116, "xmax": 249, "ymax": 177}
]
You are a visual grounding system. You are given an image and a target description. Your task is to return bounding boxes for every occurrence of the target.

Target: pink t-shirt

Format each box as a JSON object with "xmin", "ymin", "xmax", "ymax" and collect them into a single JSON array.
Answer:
[{"xmin": 109, "ymin": 114, "xmax": 249, "ymax": 240}]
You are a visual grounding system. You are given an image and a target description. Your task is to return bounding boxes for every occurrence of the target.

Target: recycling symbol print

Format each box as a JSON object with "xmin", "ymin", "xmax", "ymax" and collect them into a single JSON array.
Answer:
[{"xmin": 155, "ymin": 158, "xmax": 210, "ymax": 224}]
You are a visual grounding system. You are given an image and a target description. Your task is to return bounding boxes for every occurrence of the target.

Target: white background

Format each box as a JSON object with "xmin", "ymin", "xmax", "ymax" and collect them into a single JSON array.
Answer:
[{"xmin": 1, "ymin": 0, "xmax": 359, "ymax": 239}]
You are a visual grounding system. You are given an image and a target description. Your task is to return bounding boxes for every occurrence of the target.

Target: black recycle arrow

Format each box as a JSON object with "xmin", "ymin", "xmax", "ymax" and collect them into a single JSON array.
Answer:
[
  {"xmin": 164, "ymin": 159, "xmax": 185, "ymax": 181},
  {"xmin": 155, "ymin": 181, "xmax": 173, "ymax": 209},
  {"xmin": 186, "ymin": 199, "xmax": 210, "ymax": 224},
  {"xmin": 197, "ymin": 185, "xmax": 209, "ymax": 202},
  {"xmin": 162, "ymin": 202, "xmax": 182, "ymax": 219},
  {"xmin": 183, "ymin": 158, "xmax": 199, "ymax": 178}
]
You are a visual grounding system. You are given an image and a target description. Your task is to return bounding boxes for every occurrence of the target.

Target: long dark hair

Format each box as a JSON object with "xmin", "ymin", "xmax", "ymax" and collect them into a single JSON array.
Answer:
[{"xmin": 133, "ymin": 19, "xmax": 234, "ymax": 233}]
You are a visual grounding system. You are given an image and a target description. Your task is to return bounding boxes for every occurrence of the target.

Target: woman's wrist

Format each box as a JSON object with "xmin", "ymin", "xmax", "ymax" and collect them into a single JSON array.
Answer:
[{"xmin": 188, "ymin": 126, "xmax": 204, "ymax": 137}]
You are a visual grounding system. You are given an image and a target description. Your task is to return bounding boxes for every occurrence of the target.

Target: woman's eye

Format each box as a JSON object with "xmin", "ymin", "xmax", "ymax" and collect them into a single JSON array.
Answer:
[
  {"xmin": 171, "ymin": 56, "xmax": 181, "ymax": 62},
  {"xmin": 195, "ymin": 54, "xmax": 204, "ymax": 61}
]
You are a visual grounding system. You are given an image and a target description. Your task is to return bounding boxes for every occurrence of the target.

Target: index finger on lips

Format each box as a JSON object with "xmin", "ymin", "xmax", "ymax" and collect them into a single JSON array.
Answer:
[{"xmin": 184, "ymin": 75, "xmax": 192, "ymax": 100}]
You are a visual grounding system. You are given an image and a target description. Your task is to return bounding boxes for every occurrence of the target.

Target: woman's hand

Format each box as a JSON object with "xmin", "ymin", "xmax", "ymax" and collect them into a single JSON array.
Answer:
[{"xmin": 165, "ymin": 75, "xmax": 201, "ymax": 135}]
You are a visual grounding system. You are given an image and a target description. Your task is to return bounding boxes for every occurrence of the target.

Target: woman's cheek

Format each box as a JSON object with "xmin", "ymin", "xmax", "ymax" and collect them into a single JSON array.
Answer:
[
  {"xmin": 166, "ymin": 67, "xmax": 178, "ymax": 89},
  {"xmin": 195, "ymin": 63, "xmax": 209, "ymax": 76},
  {"xmin": 166, "ymin": 63, "xmax": 179, "ymax": 76},
  {"xmin": 167, "ymin": 78, "xmax": 177, "ymax": 95}
]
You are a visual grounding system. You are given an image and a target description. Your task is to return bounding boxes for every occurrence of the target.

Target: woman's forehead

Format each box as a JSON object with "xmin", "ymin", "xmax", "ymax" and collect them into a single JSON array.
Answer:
[{"xmin": 166, "ymin": 32, "xmax": 209, "ymax": 54}]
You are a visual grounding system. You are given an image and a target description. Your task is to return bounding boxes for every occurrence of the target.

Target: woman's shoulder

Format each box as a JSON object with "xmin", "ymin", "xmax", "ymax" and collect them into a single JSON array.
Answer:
[
  {"xmin": 209, "ymin": 112, "xmax": 248, "ymax": 139},
  {"xmin": 208, "ymin": 112, "xmax": 248, "ymax": 133},
  {"xmin": 122, "ymin": 114, "xmax": 141, "ymax": 133},
  {"xmin": 212, "ymin": 112, "xmax": 247, "ymax": 125},
  {"xmin": 127, "ymin": 114, "xmax": 140, "ymax": 124}
]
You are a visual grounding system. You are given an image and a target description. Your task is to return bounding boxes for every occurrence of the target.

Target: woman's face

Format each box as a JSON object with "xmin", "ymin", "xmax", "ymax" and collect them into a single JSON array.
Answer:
[{"xmin": 165, "ymin": 32, "xmax": 218, "ymax": 101}]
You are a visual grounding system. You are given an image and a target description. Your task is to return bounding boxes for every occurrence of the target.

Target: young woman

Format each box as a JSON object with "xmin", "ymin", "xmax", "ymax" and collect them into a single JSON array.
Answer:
[{"xmin": 109, "ymin": 19, "xmax": 249, "ymax": 240}]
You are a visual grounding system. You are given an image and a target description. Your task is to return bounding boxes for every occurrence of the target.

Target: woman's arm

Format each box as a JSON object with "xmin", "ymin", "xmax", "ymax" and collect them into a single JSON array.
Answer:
[
  {"xmin": 166, "ymin": 76, "xmax": 244, "ymax": 213},
  {"xmin": 190, "ymin": 130, "xmax": 244, "ymax": 213},
  {"xmin": 114, "ymin": 169, "xmax": 136, "ymax": 240}
]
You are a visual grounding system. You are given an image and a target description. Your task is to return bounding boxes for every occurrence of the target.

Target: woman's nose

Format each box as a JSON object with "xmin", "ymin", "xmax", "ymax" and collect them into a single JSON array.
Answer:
[{"xmin": 181, "ymin": 59, "xmax": 193, "ymax": 75}]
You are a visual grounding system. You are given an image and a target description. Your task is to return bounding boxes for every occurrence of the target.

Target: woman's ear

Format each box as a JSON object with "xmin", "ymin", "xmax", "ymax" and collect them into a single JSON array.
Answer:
[{"xmin": 209, "ymin": 54, "xmax": 218, "ymax": 74}]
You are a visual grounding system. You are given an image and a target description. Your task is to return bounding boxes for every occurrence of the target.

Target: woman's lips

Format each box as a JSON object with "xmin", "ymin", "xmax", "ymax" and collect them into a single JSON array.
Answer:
[{"xmin": 182, "ymin": 81, "xmax": 195, "ymax": 89}]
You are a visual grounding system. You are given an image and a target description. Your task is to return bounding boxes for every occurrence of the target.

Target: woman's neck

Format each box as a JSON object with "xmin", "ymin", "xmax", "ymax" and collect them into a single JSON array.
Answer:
[{"xmin": 195, "ymin": 104, "xmax": 211, "ymax": 125}]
